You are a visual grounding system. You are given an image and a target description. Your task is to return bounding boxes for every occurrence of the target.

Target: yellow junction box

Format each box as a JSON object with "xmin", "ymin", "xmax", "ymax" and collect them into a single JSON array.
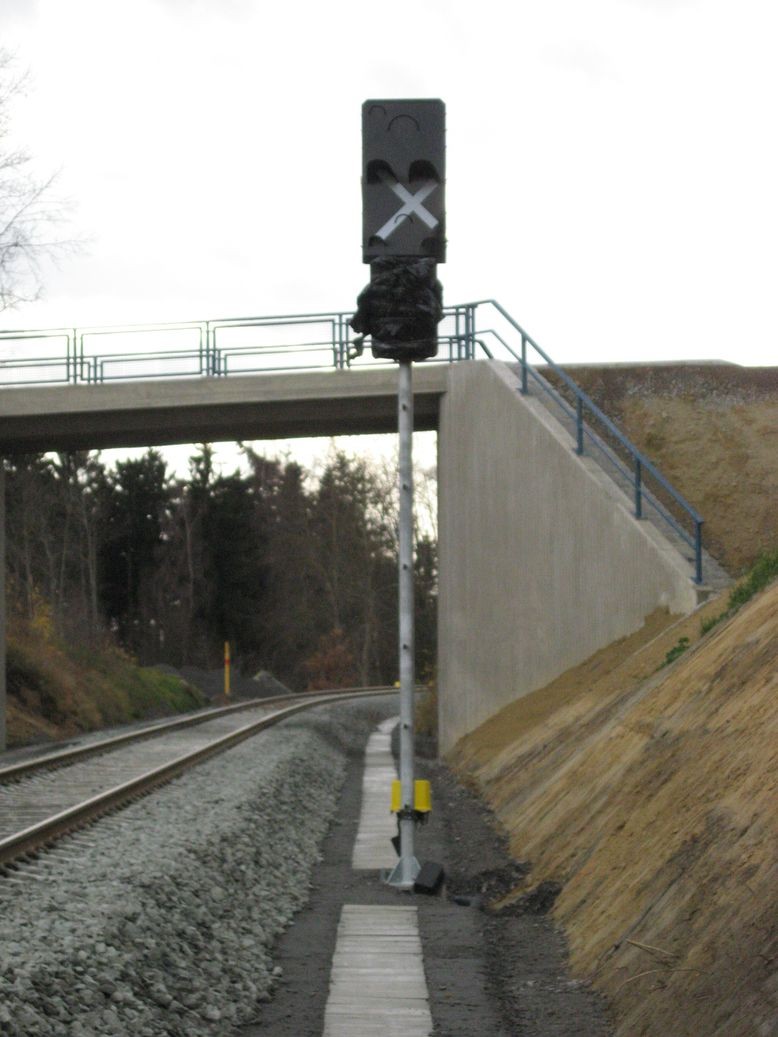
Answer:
[{"xmin": 391, "ymin": 779, "xmax": 432, "ymax": 813}]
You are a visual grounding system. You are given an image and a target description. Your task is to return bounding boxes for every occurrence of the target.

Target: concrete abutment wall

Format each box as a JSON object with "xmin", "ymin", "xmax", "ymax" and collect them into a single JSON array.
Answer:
[{"xmin": 436, "ymin": 361, "xmax": 698, "ymax": 754}]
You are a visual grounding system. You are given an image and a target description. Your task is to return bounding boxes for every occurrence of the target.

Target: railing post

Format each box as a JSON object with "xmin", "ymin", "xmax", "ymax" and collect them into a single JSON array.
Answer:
[
  {"xmin": 466, "ymin": 304, "xmax": 476, "ymax": 359},
  {"xmin": 210, "ymin": 328, "xmax": 220, "ymax": 375},
  {"xmin": 575, "ymin": 396, "xmax": 584, "ymax": 455},
  {"xmin": 332, "ymin": 317, "xmax": 340, "ymax": 369},
  {"xmin": 72, "ymin": 329, "xmax": 79, "ymax": 383},
  {"xmin": 634, "ymin": 458, "xmax": 643, "ymax": 518},
  {"xmin": 694, "ymin": 520, "xmax": 704, "ymax": 584},
  {"xmin": 339, "ymin": 315, "xmax": 349, "ymax": 369},
  {"xmin": 520, "ymin": 334, "xmax": 528, "ymax": 394}
]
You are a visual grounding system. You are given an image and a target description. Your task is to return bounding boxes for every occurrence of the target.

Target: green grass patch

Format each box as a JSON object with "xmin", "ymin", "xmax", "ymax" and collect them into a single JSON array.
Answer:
[
  {"xmin": 727, "ymin": 548, "xmax": 778, "ymax": 611},
  {"xmin": 661, "ymin": 636, "xmax": 691, "ymax": 668},
  {"xmin": 700, "ymin": 546, "xmax": 778, "ymax": 637},
  {"xmin": 6, "ymin": 617, "xmax": 205, "ymax": 745},
  {"xmin": 119, "ymin": 666, "xmax": 204, "ymax": 720},
  {"xmin": 700, "ymin": 612, "xmax": 725, "ymax": 636}
]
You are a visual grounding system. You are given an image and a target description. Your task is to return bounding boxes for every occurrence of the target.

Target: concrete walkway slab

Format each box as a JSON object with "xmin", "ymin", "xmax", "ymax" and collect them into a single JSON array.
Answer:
[
  {"xmin": 351, "ymin": 716, "xmax": 398, "ymax": 870},
  {"xmin": 323, "ymin": 904, "xmax": 433, "ymax": 1037}
]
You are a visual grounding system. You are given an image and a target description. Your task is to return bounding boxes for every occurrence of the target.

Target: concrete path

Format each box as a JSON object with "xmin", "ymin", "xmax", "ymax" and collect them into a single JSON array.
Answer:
[
  {"xmin": 326, "ymin": 716, "xmax": 433, "ymax": 1035},
  {"xmin": 322, "ymin": 904, "xmax": 433, "ymax": 1036},
  {"xmin": 351, "ymin": 716, "xmax": 399, "ymax": 870}
]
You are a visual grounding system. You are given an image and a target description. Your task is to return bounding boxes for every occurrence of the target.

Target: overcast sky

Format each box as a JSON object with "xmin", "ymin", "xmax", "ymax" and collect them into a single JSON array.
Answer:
[{"xmin": 2, "ymin": 0, "xmax": 776, "ymax": 470}]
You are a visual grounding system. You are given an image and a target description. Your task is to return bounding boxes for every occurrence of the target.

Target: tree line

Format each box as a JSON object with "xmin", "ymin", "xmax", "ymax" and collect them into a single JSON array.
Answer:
[{"xmin": 3, "ymin": 446, "xmax": 437, "ymax": 691}]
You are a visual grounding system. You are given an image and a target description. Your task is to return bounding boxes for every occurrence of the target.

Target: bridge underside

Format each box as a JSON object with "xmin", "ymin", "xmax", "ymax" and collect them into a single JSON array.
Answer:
[{"xmin": 0, "ymin": 366, "xmax": 449, "ymax": 454}]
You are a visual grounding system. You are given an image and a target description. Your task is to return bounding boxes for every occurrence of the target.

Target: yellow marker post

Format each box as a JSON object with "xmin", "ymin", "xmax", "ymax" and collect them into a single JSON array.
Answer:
[{"xmin": 224, "ymin": 641, "xmax": 231, "ymax": 698}]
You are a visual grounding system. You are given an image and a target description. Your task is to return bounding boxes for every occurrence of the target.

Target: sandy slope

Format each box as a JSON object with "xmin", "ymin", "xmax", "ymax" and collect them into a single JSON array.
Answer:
[
  {"xmin": 450, "ymin": 584, "xmax": 778, "ymax": 1036},
  {"xmin": 553, "ymin": 363, "xmax": 778, "ymax": 574}
]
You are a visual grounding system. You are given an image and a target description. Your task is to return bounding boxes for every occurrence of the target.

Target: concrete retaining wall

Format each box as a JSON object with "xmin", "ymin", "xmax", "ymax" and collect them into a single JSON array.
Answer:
[{"xmin": 436, "ymin": 361, "xmax": 698, "ymax": 754}]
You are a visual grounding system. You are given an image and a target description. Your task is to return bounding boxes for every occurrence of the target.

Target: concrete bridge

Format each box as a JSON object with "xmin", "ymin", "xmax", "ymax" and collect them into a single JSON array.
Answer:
[
  {"xmin": 0, "ymin": 357, "xmax": 705, "ymax": 754},
  {"xmin": 0, "ymin": 304, "xmax": 710, "ymax": 753}
]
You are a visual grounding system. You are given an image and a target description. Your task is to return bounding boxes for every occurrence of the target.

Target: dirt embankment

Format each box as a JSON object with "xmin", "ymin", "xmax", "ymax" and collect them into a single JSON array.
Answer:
[
  {"xmin": 450, "ymin": 583, "xmax": 778, "ymax": 1036},
  {"xmin": 551, "ymin": 363, "xmax": 778, "ymax": 574},
  {"xmin": 5, "ymin": 611, "xmax": 206, "ymax": 748}
]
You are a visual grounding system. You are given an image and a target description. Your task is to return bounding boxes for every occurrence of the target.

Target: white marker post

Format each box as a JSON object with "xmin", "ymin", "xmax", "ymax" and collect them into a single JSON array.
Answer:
[{"xmin": 386, "ymin": 359, "xmax": 420, "ymax": 889}]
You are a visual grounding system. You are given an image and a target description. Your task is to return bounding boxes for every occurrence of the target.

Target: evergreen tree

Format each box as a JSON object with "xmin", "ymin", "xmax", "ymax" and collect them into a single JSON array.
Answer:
[{"xmin": 97, "ymin": 450, "xmax": 170, "ymax": 654}]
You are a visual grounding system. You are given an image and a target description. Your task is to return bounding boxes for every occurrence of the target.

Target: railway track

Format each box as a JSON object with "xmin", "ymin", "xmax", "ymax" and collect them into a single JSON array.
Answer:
[{"xmin": 0, "ymin": 686, "xmax": 399, "ymax": 870}]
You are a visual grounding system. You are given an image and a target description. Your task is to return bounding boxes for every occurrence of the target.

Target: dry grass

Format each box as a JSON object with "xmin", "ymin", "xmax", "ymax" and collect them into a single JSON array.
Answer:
[
  {"xmin": 450, "ymin": 581, "xmax": 778, "ymax": 1037},
  {"xmin": 555, "ymin": 364, "xmax": 778, "ymax": 575}
]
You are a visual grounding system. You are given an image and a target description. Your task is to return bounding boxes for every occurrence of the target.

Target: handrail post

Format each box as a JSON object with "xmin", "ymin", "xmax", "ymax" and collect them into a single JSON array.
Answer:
[
  {"xmin": 575, "ymin": 396, "xmax": 584, "ymax": 455},
  {"xmin": 341, "ymin": 314, "xmax": 350, "ymax": 368},
  {"xmin": 634, "ymin": 458, "xmax": 643, "ymax": 518},
  {"xmin": 520, "ymin": 334, "xmax": 528, "ymax": 394},
  {"xmin": 695, "ymin": 520, "xmax": 704, "ymax": 584},
  {"xmin": 210, "ymin": 328, "xmax": 218, "ymax": 375},
  {"xmin": 466, "ymin": 303, "xmax": 476, "ymax": 359},
  {"xmin": 332, "ymin": 316, "xmax": 340, "ymax": 369}
]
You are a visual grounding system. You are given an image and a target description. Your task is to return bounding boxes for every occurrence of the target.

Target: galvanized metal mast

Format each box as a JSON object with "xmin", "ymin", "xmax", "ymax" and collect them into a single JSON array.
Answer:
[
  {"xmin": 386, "ymin": 359, "xmax": 420, "ymax": 888},
  {"xmin": 355, "ymin": 98, "xmax": 446, "ymax": 887}
]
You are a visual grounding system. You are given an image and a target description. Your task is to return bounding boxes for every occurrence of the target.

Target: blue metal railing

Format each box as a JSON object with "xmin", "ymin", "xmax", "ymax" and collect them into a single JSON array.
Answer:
[
  {"xmin": 0, "ymin": 306, "xmax": 481, "ymax": 385},
  {"xmin": 464, "ymin": 301, "xmax": 705, "ymax": 584},
  {"xmin": 0, "ymin": 299, "xmax": 703, "ymax": 582}
]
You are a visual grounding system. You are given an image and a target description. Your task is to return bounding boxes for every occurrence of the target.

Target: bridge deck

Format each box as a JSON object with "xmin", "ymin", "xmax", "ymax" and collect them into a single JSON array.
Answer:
[{"xmin": 0, "ymin": 366, "xmax": 450, "ymax": 453}]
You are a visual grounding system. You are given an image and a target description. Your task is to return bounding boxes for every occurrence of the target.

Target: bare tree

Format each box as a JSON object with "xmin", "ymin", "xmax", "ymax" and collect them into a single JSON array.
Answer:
[{"xmin": 0, "ymin": 50, "xmax": 73, "ymax": 311}]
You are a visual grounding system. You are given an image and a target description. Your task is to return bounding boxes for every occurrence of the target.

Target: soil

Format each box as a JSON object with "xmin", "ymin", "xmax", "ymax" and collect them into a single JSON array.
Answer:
[
  {"xmin": 450, "ymin": 582, "xmax": 778, "ymax": 1037},
  {"xmin": 548, "ymin": 362, "xmax": 778, "ymax": 574},
  {"xmin": 238, "ymin": 700, "xmax": 612, "ymax": 1037}
]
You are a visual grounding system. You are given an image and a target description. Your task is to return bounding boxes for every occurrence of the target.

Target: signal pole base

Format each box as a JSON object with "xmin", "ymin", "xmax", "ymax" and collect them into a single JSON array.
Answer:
[{"xmin": 384, "ymin": 854, "xmax": 421, "ymax": 890}]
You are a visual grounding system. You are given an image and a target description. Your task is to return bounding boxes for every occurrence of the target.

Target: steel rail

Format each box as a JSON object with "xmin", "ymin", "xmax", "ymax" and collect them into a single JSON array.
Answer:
[
  {"xmin": 0, "ymin": 686, "xmax": 404, "ymax": 869},
  {"xmin": 0, "ymin": 685, "xmax": 403, "ymax": 785}
]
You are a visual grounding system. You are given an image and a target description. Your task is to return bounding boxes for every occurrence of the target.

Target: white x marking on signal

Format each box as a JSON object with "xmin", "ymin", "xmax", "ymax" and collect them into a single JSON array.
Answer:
[{"xmin": 375, "ymin": 169, "xmax": 439, "ymax": 241}]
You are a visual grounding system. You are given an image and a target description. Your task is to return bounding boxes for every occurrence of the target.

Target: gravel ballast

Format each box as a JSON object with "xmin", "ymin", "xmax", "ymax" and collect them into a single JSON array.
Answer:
[{"xmin": 0, "ymin": 699, "xmax": 392, "ymax": 1037}]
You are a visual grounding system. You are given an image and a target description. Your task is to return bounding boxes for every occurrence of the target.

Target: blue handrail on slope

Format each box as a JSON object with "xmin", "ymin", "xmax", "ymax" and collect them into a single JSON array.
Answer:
[{"xmin": 469, "ymin": 300, "xmax": 704, "ymax": 584}]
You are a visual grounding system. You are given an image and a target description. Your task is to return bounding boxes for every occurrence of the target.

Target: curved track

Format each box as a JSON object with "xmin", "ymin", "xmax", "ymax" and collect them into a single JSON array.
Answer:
[{"xmin": 0, "ymin": 686, "xmax": 398, "ymax": 869}]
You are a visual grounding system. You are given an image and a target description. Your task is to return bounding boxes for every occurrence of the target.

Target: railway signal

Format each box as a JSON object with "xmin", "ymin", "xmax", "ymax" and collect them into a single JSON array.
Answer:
[
  {"xmin": 362, "ymin": 99, "xmax": 445, "ymax": 263},
  {"xmin": 352, "ymin": 99, "xmax": 446, "ymax": 889}
]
